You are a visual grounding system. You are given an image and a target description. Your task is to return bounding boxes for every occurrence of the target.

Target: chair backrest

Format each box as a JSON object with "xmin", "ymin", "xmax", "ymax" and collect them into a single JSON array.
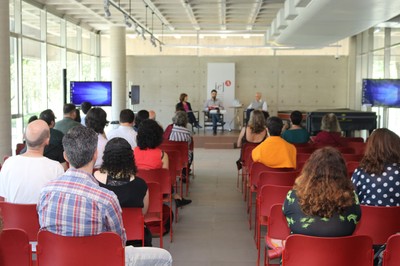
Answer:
[
  {"xmin": 342, "ymin": 137, "xmax": 365, "ymax": 143},
  {"xmin": 336, "ymin": 146, "xmax": 356, "ymax": 154},
  {"xmin": 0, "ymin": 228, "xmax": 32, "ymax": 266},
  {"xmin": 353, "ymin": 205, "xmax": 400, "ymax": 245},
  {"xmin": 296, "ymin": 152, "xmax": 312, "ymax": 164},
  {"xmin": 342, "ymin": 153, "xmax": 364, "ymax": 163},
  {"xmin": 259, "ymin": 185, "xmax": 293, "ymax": 218},
  {"xmin": 282, "ymin": 234, "xmax": 373, "ymax": 266},
  {"xmin": 383, "ymin": 233, "xmax": 400, "ymax": 266},
  {"xmin": 346, "ymin": 161, "xmax": 360, "ymax": 178},
  {"xmin": 242, "ymin": 143, "xmax": 258, "ymax": 168},
  {"xmin": 161, "ymin": 141, "xmax": 189, "ymax": 167},
  {"xmin": 345, "ymin": 141, "xmax": 367, "ymax": 155},
  {"xmin": 36, "ymin": 231, "xmax": 124, "ymax": 266},
  {"xmin": 257, "ymin": 171, "xmax": 299, "ymax": 189},
  {"xmin": 267, "ymin": 204, "xmax": 290, "ymax": 240},
  {"xmin": 295, "ymin": 146, "xmax": 316, "ymax": 154},
  {"xmin": 0, "ymin": 202, "xmax": 40, "ymax": 242},
  {"xmin": 145, "ymin": 182, "xmax": 163, "ymax": 216},
  {"xmin": 251, "ymin": 163, "xmax": 295, "ymax": 188},
  {"xmin": 136, "ymin": 168, "xmax": 171, "ymax": 196},
  {"xmin": 163, "ymin": 149, "xmax": 180, "ymax": 183},
  {"xmin": 122, "ymin": 207, "xmax": 144, "ymax": 245}
]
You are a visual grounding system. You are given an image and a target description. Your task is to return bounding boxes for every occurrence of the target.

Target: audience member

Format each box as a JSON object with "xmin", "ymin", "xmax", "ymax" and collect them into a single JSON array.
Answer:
[
  {"xmin": 149, "ymin": 110, "xmax": 156, "ymax": 120},
  {"xmin": 352, "ymin": 128, "xmax": 400, "ymax": 206},
  {"xmin": 133, "ymin": 110, "xmax": 149, "ymax": 132},
  {"xmin": 85, "ymin": 107, "xmax": 108, "ymax": 168},
  {"xmin": 168, "ymin": 111, "xmax": 194, "ymax": 181},
  {"xmin": 94, "ymin": 137, "xmax": 152, "ymax": 247},
  {"xmin": 281, "ymin": 110, "xmax": 310, "ymax": 144},
  {"xmin": 313, "ymin": 113, "xmax": 343, "ymax": 146},
  {"xmin": 283, "ymin": 147, "xmax": 361, "ymax": 236},
  {"xmin": 236, "ymin": 109, "xmax": 268, "ymax": 148},
  {"xmin": 134, "ymin": 119, "xmax": 191, "ymax": 208},
  {"xmin": 54, "ymin": 103, "xmax": 81, "ymax": 134},
  {"xmin": 28, "ymin": 115, "xmax": 38, "ymax": 123},
  {"xmin": 246, "ymin": 92, "xmax": 267, "ymax": 125},
  {"xmin": 203, "ymin": 89, "xmax": 224, "ymax": 135},
  {"xmin": 176, "ymin": 93, "xmax": 202, "ymax": 129},
  {"xmin": 37, "ymin": 126, "xmax": 172, "ymax": 266},
  {"xmin": 252, "ymin": 116, "xmax": 296, "ymax": 169},
  {"xmin": 0, "ymin": 120, "xmax": 64, "ymax": 203},
  {"xmin": 39, "ymin": 109, "xmax": 67, "ymax": 169},
  {"xmin": 80, "ymin": 101, "xmax": 92, "ymax": 126},
  {"xmin": 107, "ymin": 109, "xmax": 137, "ymax": 148}
]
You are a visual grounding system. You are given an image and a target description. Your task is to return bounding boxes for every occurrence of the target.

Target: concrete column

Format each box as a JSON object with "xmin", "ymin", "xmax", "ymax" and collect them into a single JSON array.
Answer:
[
  {"xmin": 0, "ymin": 1, "xmax": 12, "ymax": 158},
  {"xmin": 110, "ymin": 26, "xmax": 126, "ymax": 122}
]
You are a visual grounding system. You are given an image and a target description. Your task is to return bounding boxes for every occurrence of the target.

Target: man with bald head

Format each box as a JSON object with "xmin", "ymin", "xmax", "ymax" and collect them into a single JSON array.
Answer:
[{"xmin": 0, "ymin": 120, "xmax": 64, "ymax": 203}]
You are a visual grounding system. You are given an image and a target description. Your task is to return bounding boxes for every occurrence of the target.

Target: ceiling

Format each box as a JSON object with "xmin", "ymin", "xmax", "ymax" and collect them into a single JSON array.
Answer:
[{"xmin": 26, "ymin": 0, "xmax": 400, "ymax": 48}]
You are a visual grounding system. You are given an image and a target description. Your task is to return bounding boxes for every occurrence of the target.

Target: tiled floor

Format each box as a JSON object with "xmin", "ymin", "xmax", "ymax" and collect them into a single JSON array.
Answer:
[{"xmin": 154, "ymin": 148, "xmax": 258, "ymax": 265}]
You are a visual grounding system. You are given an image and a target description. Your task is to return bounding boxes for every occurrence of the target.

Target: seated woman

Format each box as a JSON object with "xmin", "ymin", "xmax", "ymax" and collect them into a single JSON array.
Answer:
[
  {"xmin": 283, "ymin": 147, "xmax": 361, "ymax": 237},
  {"xmin": 282, "ymin": 110, "xmax": 310, "ymax": 144},
  {"xmin": 167, "ymin": 111, "xmax": 194, "ymax": 180},
  {"xmin": 94, "ymin": 137, "xmax": 151, "ymax": 247},
  {"xmin": 85, "ymin": 107, "xmax": 108, "ymax": 168},
  {"xmin": 236, "ymin": 109, "xmax": 268, "ymax": 148},
  {"xmin": 175, "ymin": 93, "xmax": 202, "ymax": 129},
  {"xmin": 134, "ymin": 119, "xmax": 192, "ymax": 208},
  {"xmin": 351, "ymin": 128, "xmax": 400, "ymax": 206},
  {"xmin": 312, "ymin": 113, "xmax": 343, "ymax": 146}
]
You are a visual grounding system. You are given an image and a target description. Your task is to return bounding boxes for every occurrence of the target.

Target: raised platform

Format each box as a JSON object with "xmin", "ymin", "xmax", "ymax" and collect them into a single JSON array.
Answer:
[{"xmin": 193, "ymin": 130, "xmax": 239, "ymax": 149}]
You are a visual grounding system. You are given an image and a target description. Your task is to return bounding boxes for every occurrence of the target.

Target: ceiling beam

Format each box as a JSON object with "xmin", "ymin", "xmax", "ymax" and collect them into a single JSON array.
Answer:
[
  {"xmin": 142, "ymin": 0, "xmax": 175, "ymax": 31},
  {"xmin": 247, "ymin": 0, "xmax": 263, "ymax": 30},
  {"xmin": 219, "ymin": 0, "xmax": 226, "ymax": 30},
  {"xmin": 181, "ymin": 0, "xmax": 200, "ymax": 31}
]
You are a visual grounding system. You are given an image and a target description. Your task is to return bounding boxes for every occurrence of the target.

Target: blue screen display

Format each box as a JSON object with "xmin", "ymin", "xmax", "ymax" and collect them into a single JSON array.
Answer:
[
  {"xmin": 70, "ymin": 81, "xmax": 112, "ymax": 106},
  {"xmin": 362, "ymin": 79, "xmax": 400, "ymax": 107}
]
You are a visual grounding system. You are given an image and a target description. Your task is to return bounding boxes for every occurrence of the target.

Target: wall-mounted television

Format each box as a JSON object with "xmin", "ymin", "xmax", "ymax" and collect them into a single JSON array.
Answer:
[
  {"xmin": 362, "ymin": 79, "xmax": 400, "ymax": 107},
  {"xmin": 70, "ymin": 81, "xmax": 112, "ymax": 106}
]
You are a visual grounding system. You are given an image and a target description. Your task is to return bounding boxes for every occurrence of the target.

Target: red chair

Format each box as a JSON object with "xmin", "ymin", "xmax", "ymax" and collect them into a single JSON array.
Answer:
[
  {"xmin": 122, "ymin": 207, "xmax": 145, "ymax": 246},
  {"xmin": 282, "ymin": 234, "xmax": 373, "ymax": 266},
  {"xmin": 36, "ymin": 231, "xmax": 125, "ymax": 266},
  {"xmin": 144, "ymin": 182, "xmax": 164, "ymax": 248},
  {"xmin": 354, "ymin": 205, "xmax": 400, "ymax": 245},
  {"xmin": 336, "ymin": 146, "xmax": 355, "ymax": 154},
  {"xmin": 0, "ymin": 202, "xmax": 40, "ymax": 242},
  {"xmin": 342, "ymin": 137, "xmax": 364, "ymax": 143},
  {"xmin": 342, "ymin": 153, "xmax": 363, "ymax": 162},
  {"xmin": 345, "ymin": 141, "xmax": 367, "ymax": 155},
  {"xmin": 296, "ymin": 152, "xmax": 312, "ymax": 164},
  {"xmin": 0, "ymin": 196, "xmax": 4, "ymax": 201},
  {"xmin": 264, "ymin": 204, "xmax": 290, "ymax": 266},
  {"xmin": 256, "ymin": 185, "xmax": 292, "ymax": 266},
  {"xmin": 15, "ymin": 143, "xmax": 26, "ymax": 155},
  {"xmin": 382, "ymin": 233, "xmax": 400, "ymax": 266},
  {"xmin": 347, "ymin": 161, "xmax": 360, "ymax": 178},
  {"xmin": 295, "ymin": 146, "xmax": 316, "ymax": 154},
  {"xmin": 238, "ymin": 142, "xmax": 258, "ymax": 191},
  {"xmin": 0, "ymin": 228, "xmax": 32, "ymax": 266},
  {"xmin": 137, "ymin": 170, "xmax": 172, "ymax": 244},
  {"xmin": 242, "ymin": 143, "xmax": 257, "ymax": 200}
]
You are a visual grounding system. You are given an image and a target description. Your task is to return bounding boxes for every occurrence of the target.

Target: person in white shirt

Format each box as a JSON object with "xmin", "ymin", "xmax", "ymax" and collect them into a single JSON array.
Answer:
[
  {"xmin": 107, "ymin": 109, "xmax": 137, "ymax": 149},
  {"xmin": 203, "ymin": 89, "xmax": 225, "ymax": 135},
  {"xmin": 0, "ymin": 120, "xmax": 64, "ymax": 203},
  {"xmin": 246, "ymin": 92, "xmax": 268, "ymax": 125}
]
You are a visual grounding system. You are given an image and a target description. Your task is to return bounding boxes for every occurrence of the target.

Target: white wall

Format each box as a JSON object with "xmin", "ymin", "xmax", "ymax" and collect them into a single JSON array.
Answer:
[{"xmin": 126, "ymin": 55, "xmax": 349, "ymax": 129}]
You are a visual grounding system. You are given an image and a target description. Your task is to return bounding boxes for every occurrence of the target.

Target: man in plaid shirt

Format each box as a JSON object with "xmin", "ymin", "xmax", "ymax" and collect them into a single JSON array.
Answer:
[{"xmin": 37, "ymin": 126, "xmax": 172, "ymax": 266}]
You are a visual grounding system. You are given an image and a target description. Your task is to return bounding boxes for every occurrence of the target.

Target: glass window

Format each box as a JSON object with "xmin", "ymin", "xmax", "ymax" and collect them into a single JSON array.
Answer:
[
  {"xmin": 373, "ymin": 28, "xmax": 385, "ymax": 50},
  {"xmin": 22, "ymin": 38, "xmax": 44, "ymax": 123},
  {"xmin": 47, "ymin": 44, "xmax": 63, "ymax": 114},
  {"xmin": 67, "ymin": 22, "xmax": 78, "ymax": 50},
  {"xmin": 388, "ymin": 108, "xmax": 400, "ymax": 136},
  {"xmin": 82, "ymin": 29, "xmax": 91, "ymax": 53},
  {"xmin": 372, "ymin": 49, "xmax": 384, "ymax": 78},
  {"xmin": 22, "ymin": 1, "xmax": 41, "ymax": 40},
  {"xmin": 47, "ymin": 13, "xmax": 61, "ymax": 45},
  {"xmin": 9, "ymin": 1, "xmax": 15, "ymax": 32},
  {"xmin": 389, "ymin": 44, "xmax": 400, "ymax": 79},
  {"xmin": 82, "ymin": 54, "xmax": 97, "ymax": 81},
  {"xmin": 390, "ymin": 28, "xmax": 400, "ymax": 46},
  {"xmin": 67, "ymin": 51, "xmax": 79, "ymax": 84}
]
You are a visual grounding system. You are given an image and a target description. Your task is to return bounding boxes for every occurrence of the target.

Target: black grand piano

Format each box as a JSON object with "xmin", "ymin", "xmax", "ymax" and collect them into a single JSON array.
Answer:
[{"xmin": 306, "ymin": 109, "xmax": 377, "ymax": 136}]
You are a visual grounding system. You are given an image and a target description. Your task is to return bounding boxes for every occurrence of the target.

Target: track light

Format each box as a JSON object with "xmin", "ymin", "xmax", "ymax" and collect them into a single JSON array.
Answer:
[
  {"xmin": 159, "ymin": 44, "xmax": 162, "ymax": 52},
  {"xmin": 124, "ymin": 14, "xmax": 132, "ymax": 27},
  {"xmin": 104, "ymin": 0, "xmax": 111, "ymax": 17},
  {"xmin": 141, "ymin": 28, "xmax": 146, "ymax": 40}
]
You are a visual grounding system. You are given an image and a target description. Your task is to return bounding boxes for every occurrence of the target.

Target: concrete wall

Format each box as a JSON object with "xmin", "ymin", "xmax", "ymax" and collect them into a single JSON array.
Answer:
[{"xmin": 126, "ymin": 55, "xmax": 349, "ymax": 129}]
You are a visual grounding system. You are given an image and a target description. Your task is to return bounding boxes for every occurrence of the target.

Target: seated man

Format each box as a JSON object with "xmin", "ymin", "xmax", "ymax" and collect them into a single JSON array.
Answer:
[
  {"xmin": 37, "ymin": 126, "xmax": 172, "ymax": 266},
  {"xmin": 54, "ymin": 103, "xmax": 81, "ymax": 134},
  {"xmin": 107, "ymin": 109, "xmax": 137, "ymax": 148},
  {"xmin": 0, "ymin": 120, "xmax": 64, "ymax": 203},
  {"xmin": 203, "ymin": 89, "xmax": 224, "ymax": 135},
  {"xmin": 246, "ymin": 92, "xmax": 268, "ymax": 125},
  {"xmin": 252, "ymin": 116, "xmax": 296, "ymax": 169}
]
